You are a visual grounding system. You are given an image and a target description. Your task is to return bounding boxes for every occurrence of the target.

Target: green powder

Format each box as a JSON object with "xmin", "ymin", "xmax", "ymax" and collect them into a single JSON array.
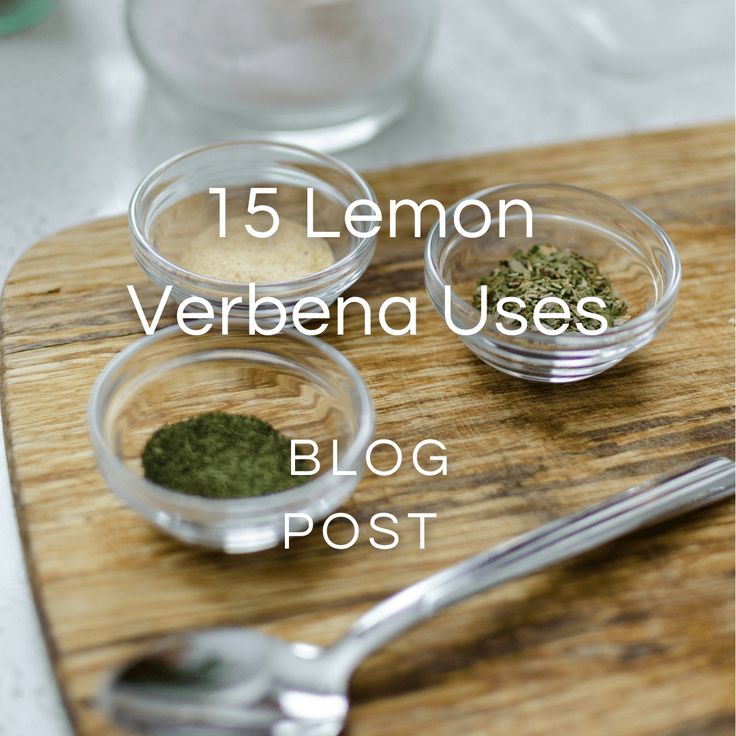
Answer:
[
  {"xmin": 142, "ymin": 411, "xmax": 306, "ymax": 499},
  {"xmin": 473, "ymin": 242, "xmax": 629, "ymax": 332}
]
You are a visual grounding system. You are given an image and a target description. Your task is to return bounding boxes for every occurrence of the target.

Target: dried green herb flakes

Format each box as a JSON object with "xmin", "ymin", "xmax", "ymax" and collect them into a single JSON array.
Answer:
[
  {"xmin": 142, "ymin": 411, "xmax": 306, "ymax": 498},
  {"xmin": 473, "ymin": 243, "xmax": 628, "ymax": 332}
]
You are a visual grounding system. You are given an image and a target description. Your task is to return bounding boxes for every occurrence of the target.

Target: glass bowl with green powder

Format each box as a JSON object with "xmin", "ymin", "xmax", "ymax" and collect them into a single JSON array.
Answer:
[
  {"xmin": 424, "ymin": 183, "xmax": 681, "ymax": 383},
  {"xmin": 88, "ymin": 324, "xmax": 374, "ymax": 552},
  {"xmin": 129, "ymin": 140, "xmax": 377, "ymax": 324}
]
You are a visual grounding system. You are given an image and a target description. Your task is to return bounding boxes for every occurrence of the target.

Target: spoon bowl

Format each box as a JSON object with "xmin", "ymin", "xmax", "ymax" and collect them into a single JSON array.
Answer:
[{"xmin": 105, "ymin": 628, "xmax": 348, "ymax": 736}]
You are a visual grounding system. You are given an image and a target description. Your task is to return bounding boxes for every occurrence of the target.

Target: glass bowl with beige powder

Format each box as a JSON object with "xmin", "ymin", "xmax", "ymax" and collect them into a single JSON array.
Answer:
[{"xmin": 129, "ymin": 141, "xmax": 377, "ymax": 322}]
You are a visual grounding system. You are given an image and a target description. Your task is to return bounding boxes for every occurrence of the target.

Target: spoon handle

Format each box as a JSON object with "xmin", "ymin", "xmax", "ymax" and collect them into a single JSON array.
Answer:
[{"xmin": 327, "ymin": 456, "xmax": 734, "ymax": 675}]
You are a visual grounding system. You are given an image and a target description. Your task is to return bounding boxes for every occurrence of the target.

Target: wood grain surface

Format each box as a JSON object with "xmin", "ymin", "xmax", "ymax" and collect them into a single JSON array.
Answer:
[{"xmin": 1, "ymin": 123, "xmax": 734, "ymax": 736}]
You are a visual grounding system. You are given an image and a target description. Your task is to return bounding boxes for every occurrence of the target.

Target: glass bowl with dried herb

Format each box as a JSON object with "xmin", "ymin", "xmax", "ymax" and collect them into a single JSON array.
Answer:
[
  {"xmin": 424, "ymin": 183, "xmax": 680, "ymax": 382},
  {"xmin": 88, "ymin": 324, "xmax": 374, "ymax": 552}
]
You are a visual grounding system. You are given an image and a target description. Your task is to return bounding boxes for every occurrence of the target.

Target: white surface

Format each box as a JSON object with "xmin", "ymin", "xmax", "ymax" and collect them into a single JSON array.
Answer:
[{"xmin": 0, "ymin": 1, "xmax": 733, "ymax": 732}]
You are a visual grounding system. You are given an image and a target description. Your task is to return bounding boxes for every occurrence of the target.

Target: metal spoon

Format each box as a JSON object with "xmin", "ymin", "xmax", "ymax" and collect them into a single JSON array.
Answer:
[{"xmin": 103, "ymin": 456, "xmax": 734, "ymax": 736}]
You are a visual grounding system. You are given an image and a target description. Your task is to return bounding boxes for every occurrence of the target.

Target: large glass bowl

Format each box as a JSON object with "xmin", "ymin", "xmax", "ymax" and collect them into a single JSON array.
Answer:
[
  {"xmin": 126, "ymin": 0, "xmax": 438, "ymax": 151},
  {"xmin": 424, "ymin": 183, "xmax": 681, "ymax": 383},
  {"xmin": 88, "ymin": 325, "xmax": 374, "ymax": 552}
]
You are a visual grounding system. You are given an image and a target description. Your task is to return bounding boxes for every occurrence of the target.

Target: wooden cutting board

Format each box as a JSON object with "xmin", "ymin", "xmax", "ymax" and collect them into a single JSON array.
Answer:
[{"xmin": 1, "ymin": 123, "xmax": 734, "ymax": 736}]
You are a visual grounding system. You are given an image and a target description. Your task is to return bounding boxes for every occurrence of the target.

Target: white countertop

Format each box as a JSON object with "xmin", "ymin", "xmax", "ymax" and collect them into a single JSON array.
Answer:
[{"xmin": 0, "ymin": 1, "xmax": 732, "ymax": 732}]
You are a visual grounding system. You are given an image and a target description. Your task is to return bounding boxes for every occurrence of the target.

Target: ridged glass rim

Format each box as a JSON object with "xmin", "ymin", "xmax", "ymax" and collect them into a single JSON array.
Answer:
[
  {"xmin": 424, "ymin": 182, "xmax": 681, "ymax": 349},
  {"xmin": 87, "ymin": 323, "xmax": 375, "ymax": 515},
  {"xmin": 129, "ymin": 139, "xmax": 377, "ymax": 296}
]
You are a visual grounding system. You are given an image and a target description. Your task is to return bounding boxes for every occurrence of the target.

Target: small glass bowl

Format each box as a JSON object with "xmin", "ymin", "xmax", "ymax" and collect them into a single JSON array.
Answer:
[
  {"xmin": 424, "ymin": 183, "xmax": 681, "ymax": 383},
  {"xmin": 88, "ymin": 324, "xmax": 374, "ymax": 552},
  {"xmin": 129, "ymin": 141, "xmax": 377, "ymax": 323}
]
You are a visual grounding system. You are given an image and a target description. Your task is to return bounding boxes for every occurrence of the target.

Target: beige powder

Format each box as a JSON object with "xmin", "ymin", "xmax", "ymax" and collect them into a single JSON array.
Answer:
[{"xmin": 178, "ymin": 214, "xmax": 335, "ymax": 283}]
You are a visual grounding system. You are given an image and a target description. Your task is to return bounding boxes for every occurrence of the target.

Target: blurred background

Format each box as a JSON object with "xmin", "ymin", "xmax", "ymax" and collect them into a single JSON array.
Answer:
[{"xmin": 0, "ymin": 0, "xmax": 733, "ymax": 732}]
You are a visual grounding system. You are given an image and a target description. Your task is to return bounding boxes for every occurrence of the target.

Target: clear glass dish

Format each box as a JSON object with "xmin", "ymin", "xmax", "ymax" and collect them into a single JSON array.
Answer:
[
  {"xmin": 129, "ymin": 140, "xmax": 377, "ymax": 324},
  {"xmin": 424, "ymin": 183, "xmax": 681, "ymax": 383},
  {"xmin": 88, "ymin": 324, "xmax": 374, "ymax": 552},
  {"xmin": 126, "ymin": 0, "xmax": 438, "ymax": 151}
]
